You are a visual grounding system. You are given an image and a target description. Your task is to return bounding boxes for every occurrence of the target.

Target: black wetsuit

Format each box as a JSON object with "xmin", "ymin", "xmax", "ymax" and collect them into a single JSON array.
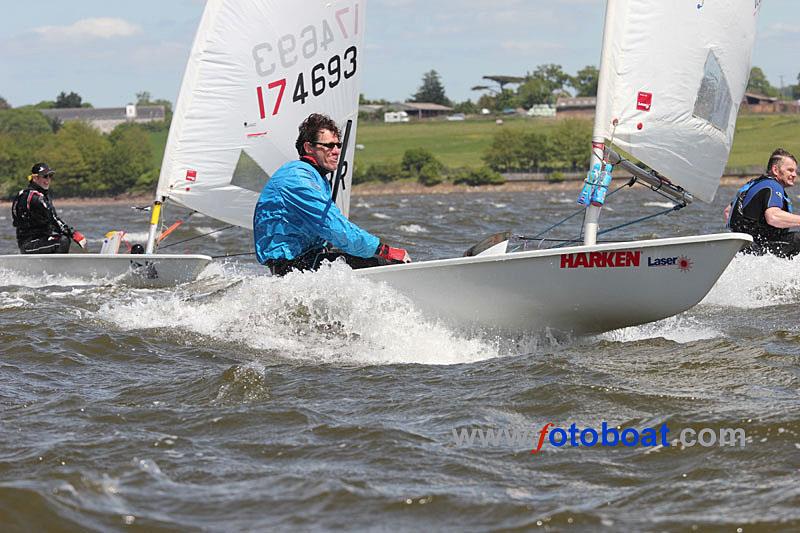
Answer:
[
  {"xmin": 11, "ymin": 183, "xmax": 72, "ymax": 254},
  {"xmin": 728, "ymin": 175, "xmax": 800, "ymax": 258}
]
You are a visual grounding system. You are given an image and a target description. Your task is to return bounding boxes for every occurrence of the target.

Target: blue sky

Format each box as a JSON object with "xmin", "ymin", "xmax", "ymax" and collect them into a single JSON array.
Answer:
[{"xmin": 1, "ymin": 0, "xmax": 797, "ymax": 108}]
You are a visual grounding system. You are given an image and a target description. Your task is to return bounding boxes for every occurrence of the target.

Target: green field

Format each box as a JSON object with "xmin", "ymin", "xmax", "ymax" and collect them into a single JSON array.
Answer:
[
  {"xmin": 148, "ymin": 114, "xmax": 800, "ymax": 172},
  {"xmin": 352, "ymin": 114, "xmax": 800, "ymax": 172}
]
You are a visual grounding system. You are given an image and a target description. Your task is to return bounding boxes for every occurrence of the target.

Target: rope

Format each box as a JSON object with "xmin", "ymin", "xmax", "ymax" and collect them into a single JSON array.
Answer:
[
  {"xmin": 524, "ymin": 179, "xmax": 634, "ymax": 241},
  {"xmin": 158, "ymin": 225, "xmax": 235, "ymax": 249},
  {"xmin": 596, "ymin": 204, "xmax": 685, "ymax": 238},
  {"xmin": 211, "ymin": 251, "xmax": 255, "ymax": 259},
  {"xmin": 517, "ymin": 178, "xmax": 685, "ymax": 250}
]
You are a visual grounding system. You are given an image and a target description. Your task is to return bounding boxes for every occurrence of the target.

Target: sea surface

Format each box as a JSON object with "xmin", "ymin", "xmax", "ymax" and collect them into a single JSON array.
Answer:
[{"xmin": 0, "ymin": 184, "xmax": 798, "ymax": 531}]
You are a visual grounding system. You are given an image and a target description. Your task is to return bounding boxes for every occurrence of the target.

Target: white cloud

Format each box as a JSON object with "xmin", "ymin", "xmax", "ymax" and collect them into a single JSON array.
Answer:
[{"xmin": 33, "ymin": 18, "xmax": 141, "ymax": 42}]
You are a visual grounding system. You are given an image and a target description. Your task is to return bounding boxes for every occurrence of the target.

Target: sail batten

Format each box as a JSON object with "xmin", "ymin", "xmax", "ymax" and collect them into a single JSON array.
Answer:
[
  {"xmin": 156, "ymin": 0, "xmax": 365, "ymax": 229},
  {"xmin": 594, "ymin": 0, "xmax": 760, "ymax": 203}
]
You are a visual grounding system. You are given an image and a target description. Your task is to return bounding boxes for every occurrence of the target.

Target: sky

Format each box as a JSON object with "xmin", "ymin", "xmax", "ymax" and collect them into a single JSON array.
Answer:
[{"xmin": 1, "ymin": 0, "xmax": 798, "ymax": 108}]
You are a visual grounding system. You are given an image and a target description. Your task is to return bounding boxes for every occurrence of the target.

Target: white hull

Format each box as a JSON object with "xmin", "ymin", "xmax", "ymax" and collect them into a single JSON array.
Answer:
[
  {"xmin": 357, "ymin": 233, "xmax": 752, "ymax": 335},
  {"xmin": 0, "ymin": 254, "xmax": 212, "ymax": 287}
]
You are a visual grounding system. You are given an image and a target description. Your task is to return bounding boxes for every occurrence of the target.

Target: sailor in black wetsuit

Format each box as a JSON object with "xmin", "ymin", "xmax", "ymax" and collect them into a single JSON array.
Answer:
[
  {"xmin": 11, "ymin": 163, "xmax": 86, "ymax": 254},
  {"xmin": 726, "ymin": 148, "xmax": 800, "ymax": 258}
]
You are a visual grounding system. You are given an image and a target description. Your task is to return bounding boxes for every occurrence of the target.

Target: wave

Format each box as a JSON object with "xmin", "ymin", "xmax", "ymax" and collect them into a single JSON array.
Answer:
[
  {"xmin": 702, "ymin": 253, "xmax": 800, "ymax": 308},
  {"xmin": 95, "ymin": 262, "xmax": 501, "ymax": 366}
]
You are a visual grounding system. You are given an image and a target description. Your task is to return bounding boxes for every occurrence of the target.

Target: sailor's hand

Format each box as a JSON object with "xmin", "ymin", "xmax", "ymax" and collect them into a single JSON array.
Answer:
[
  {"xmin": 71, "ymin": 230, "xmax": 87, "ymax": 250},
  {"xmin": 376, "ymin": 242, "xmax": 411, "ymax": 264}
]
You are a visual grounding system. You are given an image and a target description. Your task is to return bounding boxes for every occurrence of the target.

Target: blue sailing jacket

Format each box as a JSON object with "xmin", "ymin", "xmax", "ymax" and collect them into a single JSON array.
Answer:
[{"xmin": 253, "ymin": 159, "xmax": 380, "ymax": 264}]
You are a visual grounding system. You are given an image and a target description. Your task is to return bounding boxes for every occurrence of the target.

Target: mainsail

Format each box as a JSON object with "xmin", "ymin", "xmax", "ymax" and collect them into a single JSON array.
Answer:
[
  {"xmin": 156, "ymin": 0, "xmax": 365, "ymax": 229},
  {"xmin": 594, "ymin": 0, "xmax": 761, "ymax": 202}
]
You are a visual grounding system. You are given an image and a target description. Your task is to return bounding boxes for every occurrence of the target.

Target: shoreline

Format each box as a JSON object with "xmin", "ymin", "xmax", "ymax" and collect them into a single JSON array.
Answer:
[{"xmin": 0, "ymin": 177, "xmax": 750, "ymax": 206}]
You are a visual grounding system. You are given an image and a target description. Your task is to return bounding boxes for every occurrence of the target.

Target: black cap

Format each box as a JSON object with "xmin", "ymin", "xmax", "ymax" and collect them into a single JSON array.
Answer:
[{"xmin": 31, "ymin": 162, "xmax": 55, "ymax": 177}]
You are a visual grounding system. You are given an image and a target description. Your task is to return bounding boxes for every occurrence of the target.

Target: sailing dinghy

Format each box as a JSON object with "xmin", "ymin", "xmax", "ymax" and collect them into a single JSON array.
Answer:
[
  {"xmin": 359, "ymin": 0, "xmax": 757, "ymax": 334},
  {"xmin": 1, "ymin": 0, "xmax": 756, "ymax": 336}
]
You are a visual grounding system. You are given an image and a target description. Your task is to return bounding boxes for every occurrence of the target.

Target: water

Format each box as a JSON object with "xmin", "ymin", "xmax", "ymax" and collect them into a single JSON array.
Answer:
[{"xmin": 0, "ymin": 185, "xmax": 798, "ymax": 531}]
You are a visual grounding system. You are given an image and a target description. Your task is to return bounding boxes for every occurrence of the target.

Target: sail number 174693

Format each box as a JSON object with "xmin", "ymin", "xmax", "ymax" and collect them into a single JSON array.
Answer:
[
  {"xmin": 255, "ymin": 47, "xmax": 357, "ymax": 120},
  {"xmin": 251, "ymin": 4, "xmax": 360, "ymax": 120}
]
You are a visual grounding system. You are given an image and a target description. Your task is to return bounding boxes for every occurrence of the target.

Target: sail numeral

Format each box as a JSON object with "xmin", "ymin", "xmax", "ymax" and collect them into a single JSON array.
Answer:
[
  {"xmin": 256, "ymin": 49, "xmax": 357, "ymax": 118},
  {"xmin": 300, "ymin": 25, "xmax": 317, "ymax": 58},
  {"xmin": 256, "ymin": 79, "xmax": 288, "ymax": 119},
  {"xmin": 328, "ymin": 56, "xmax": 341, "ymax": 88},
  {"xmin": 311, "ymin": 63, "xmax": 326, "ymax": 96},
  {"xmin": 267, "ymin": 79, "xmax": 286, "ymax": 115},
  {"xmin": 277, "ymin": 34, "xmax": 298, "ymax": 69},
  {"xmin": 335, "ymin": 8, "xmax": 351, "ymax": 38},
  {"xmin": 293, "ymin": 72, "xmax": 309, "ymax": 104},
  {"xmin": 343, "ymin": 46, "xmax": 357, "ymax": 79},
  {"xmin": 252, "ymin": 3, "xmax": 360, "ymax": 75},
  {"xmin": 320, "ymin": 20, "xmax": 335, "ymax": 51}
]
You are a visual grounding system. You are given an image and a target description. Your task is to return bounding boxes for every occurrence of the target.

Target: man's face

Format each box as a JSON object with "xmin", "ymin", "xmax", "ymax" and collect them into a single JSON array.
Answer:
[
  {"xmin": 305, "ymin": 129, "xmax": 341, "ymax": 172},
  {"xmin": 31, "ymin": 173, "xmax": 52, "ymax": 190},
  {"xmin": 773, "ymin": 157, "xmax": 798, "ymax": 188}
]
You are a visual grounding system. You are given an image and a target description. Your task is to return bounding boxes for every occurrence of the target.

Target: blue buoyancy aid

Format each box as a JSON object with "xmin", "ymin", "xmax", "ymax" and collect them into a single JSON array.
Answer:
[{"xmin": 253, "ymin": 159, "xmax": 380, "ymax": 264}]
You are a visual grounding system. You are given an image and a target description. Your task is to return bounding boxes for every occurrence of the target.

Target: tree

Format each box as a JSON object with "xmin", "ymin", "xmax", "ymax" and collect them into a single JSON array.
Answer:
[
  {"xmin": 483, "ymin": 129, "xmax": 551, "ymax": 172},
  {"xmin": 453, "ymin": 99, "xmax": 478, "ymax": 114},
  {"xmin": 550, "ymin": 119, "xmax": 592, "ymax": 170},
  {"xmin": 411, "ymin": 70, "xmax": 451, "ymax": 106},
  {"xmin": 0, "ymin": 108, "xmax": 53, "ymax": 136},
  {"xmin": 517, "ymin": 77, "xmax": 552, "ymax": 107},
  {"xmin": 55, "ymin": 91, "xmax": 83, "ymax": 108},
  {"xmin": 571, "ymin": 65, "xmax": 599, "ymax": 97},
  {"xmin": 0, "ymin": 96, "xmax": 9, "ymax": 110},
  {"xmin": 794, "ymin": 73, "xmax": 800, "ymax": 100},
  {"xmin": 532, "ymin": 64, "xmax": 570, "ymax": 96},
  {"xmin": 57, "ymin": 121, "xmax": 110, "ymax": 195},
  {"xmin": 746, "ymin": 67, "xmax": 778, "ymax": 97},
  {"xmin": 103, "ymin": 124, "xmax": 154, "ymax": 195},
  {"xmin": 481, "ymin": 75, "xmax": 525, "ymax": 93},
  {"xmin": 136, "ymin": 91, "xmax": 152, "ymax": 105}
]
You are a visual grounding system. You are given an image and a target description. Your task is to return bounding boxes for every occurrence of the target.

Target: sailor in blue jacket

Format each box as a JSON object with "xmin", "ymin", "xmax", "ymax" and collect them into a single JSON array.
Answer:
[
  {"xmin": 726, "ymin": 148, "xmax": 800, "ymax": 257},
  {"xmin": 254, "ymin": 113, "xmax": 411, "ymax": 275}
]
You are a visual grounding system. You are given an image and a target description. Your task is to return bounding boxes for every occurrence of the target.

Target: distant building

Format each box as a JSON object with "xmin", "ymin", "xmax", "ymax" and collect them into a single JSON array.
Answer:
[
  {"xmin": 394, "ymin": 102, "xmax": 453, "ymax": 119},
  {"xmin": 555, "ymin": 97, "xmax": 596, "ymax": 119},
  {"xmin": 358, "ymin": 104, "xmax": 385, "ymax": 116},
  {"xmin": 39, "ymin": 104, "xmax": 166, "ymax": 134},
  {"xmin": 384, "ymin": 111, "xmax": 410, "ymax": 123},
  {"xmin": 741, "ymin": 92, "xmax": 799, "ymax": 114},
  {"xmin": 527, "ymin": 104, "xmax": 556, "ymax": 117}
]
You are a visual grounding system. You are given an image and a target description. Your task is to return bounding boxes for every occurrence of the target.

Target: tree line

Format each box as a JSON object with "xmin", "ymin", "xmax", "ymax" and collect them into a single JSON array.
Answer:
[
  {"xmin": 361, "ymin": 65, "xmax": 800, "ymax": 116},
  {"xmin": 0, "ymin": 94, "xmax": 167, "ymax": 199}
]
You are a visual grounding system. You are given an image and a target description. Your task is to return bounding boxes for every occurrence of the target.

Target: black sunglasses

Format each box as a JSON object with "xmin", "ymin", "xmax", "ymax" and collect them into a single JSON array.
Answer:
[{"xmin": 311, "ymin": 141, "xmax": 342, "ymax": 149}]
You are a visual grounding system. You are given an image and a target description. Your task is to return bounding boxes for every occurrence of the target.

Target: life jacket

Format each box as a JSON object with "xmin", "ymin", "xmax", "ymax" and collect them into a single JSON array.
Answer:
[
  {"xmin": 11, "ymin": 183, "xmax": 69, "ymax": 244},
  {"xmin": 728, "ymin": 175, "xmax": 792, "ymax": 245}
]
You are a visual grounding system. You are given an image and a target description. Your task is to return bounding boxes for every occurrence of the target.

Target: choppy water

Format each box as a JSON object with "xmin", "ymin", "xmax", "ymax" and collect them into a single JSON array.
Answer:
[{"xmin": 0, "ymin": 184, "xmax": 798, "ymax": 531}]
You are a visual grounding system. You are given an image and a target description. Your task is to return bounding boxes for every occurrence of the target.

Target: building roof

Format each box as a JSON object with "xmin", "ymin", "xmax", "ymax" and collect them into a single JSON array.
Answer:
[
  {"xmin": 40, "ymin": 105, "xmax": 165, "ymax": 121},
  {"xmin": 556, "ymin": 97, "xmax": 597, "ymax": 109},
  {"xmin": 396, "ymin": 102, "xmax": 454, "ymax": 112},
  {"xmin": 742, "ymin": 92, "xmax": 779, "ymax": 103},
  {"xmin": 359, "ymin": 104, "xmax": 385, "ymax": 114}
]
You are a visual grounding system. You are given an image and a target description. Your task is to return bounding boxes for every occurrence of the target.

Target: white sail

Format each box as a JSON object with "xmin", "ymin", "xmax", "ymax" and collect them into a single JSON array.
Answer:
[
  {"xmin": 594, "ymin": 0, "xmax": 761, "ymax": 202},
  {"xmin": 157, "ymin": 0, "xmax": 365, "ymax": 228}
]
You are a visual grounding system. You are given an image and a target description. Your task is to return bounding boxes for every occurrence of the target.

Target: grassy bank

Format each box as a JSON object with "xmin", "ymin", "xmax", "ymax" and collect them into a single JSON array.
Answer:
[
  {"xmin": 146, "ymin": 114, "xmax": 800, "ymax": 172},
  {"xmin": 351, "ymin": 114, "xmax": 800, "ymax": 171}
]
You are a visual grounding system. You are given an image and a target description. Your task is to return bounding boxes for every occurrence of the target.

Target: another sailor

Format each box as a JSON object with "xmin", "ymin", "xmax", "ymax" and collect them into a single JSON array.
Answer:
[
  {"xmin": 11, "ymin": 163, "xmax": 86, "ymax": 254},
  {"xmin": 253, "ymin": 113, "xmax": 411, "ymax": 276},
  {"xmin": 726, "ymin": 148, "xmax": 800, "ymax": 257}
]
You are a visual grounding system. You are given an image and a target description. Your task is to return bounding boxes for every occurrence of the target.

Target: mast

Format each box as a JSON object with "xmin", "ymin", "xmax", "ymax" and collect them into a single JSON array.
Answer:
[{"xmin": 582, "ymin": 0, "xmax": 616, "ymax": 246}]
